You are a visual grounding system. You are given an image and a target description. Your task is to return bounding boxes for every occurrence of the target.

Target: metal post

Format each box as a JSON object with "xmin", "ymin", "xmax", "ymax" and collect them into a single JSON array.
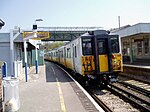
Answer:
[
  {"xmin": 10, "ymin": 30, "xmax": 14, "ymax": 77},
  {"xmin": 10, "ymin": 30, "xmax": 20, "ymax": 77},
  {"xmin": 35, "ymin": 45, "xmax": 38, "ymax": 74},
  {"xmin": 33, "ymin": 28, "xmax": 38, "ymax": 74},
  {"xmin": 118, "ymin": 16, "xmax": 121, "ymax": 29},
  {"xmin": 24, "ymin": 40, "xmax": 28, "ymax": 82},
  {"xmin": 34, "ymin": 19, "xmax": 43, "ymax": 74}
]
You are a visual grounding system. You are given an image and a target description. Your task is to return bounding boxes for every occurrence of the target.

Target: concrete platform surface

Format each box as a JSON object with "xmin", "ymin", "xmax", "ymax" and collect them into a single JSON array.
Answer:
[{"xmin": 18, "ymin": 62, "xmax": 102, "ymax": 112}]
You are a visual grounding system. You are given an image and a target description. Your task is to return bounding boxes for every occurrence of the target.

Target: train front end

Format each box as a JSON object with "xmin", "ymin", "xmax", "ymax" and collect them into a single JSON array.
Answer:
[{"xmin": 81, "ymin": 30, "xmax": 123, "ymax": 85}]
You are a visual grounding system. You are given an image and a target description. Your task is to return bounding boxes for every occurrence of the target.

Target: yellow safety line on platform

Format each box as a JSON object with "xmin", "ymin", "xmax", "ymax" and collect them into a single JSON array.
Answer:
[{"xmin": 52, "ymin": 67, "xmax": 67, "ymax": 112}]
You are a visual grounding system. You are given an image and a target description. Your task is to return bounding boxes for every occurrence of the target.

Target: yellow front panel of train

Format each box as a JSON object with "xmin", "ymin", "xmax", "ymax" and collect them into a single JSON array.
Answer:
[
  {"xmin": 99, "ymin": 55, "xmax": 108, "ymax": 72},
  {"xmin": 81, "ymin": 56, "xmax": 95, "ymax": 76},
  {"xmin": 112, "ymin": 54, "xmax": 123, "ymax": 72}
]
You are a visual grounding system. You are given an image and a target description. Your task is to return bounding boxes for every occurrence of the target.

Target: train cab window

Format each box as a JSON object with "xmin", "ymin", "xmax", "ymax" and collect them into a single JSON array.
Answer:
[
  {"xmin": 98, "ymin": 40, "xmax": 107, "ymax": 54},
  {"xmin": 82, "ymin": 38, "xmax": 92, "ymax": 55},
  {"xmin": 110, "ymin": 37, "xmax": 119, "ymax": 53}
]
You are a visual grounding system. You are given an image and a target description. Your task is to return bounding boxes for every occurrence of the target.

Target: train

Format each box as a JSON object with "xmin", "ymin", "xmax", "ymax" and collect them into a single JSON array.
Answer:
[{"xmin": 45, "ymin": 30, "xmax": 123, "ymax": 86}]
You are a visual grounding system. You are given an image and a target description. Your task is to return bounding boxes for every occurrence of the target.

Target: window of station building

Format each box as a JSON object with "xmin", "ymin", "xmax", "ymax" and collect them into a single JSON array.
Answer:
[
  {"xmin": 144, "ymin": 38, "xmax": 149, "ymax": 55},
  {"xmin": 122, "ymin": 41, "xmax": 130, "ymax": 55},
  {"xmin": 82, "ymin": 38, "xmax": 92, "ymax": 55},
  {"xmin": 137, "ymin": 41, "xmax": 142, "ymax": 55}
]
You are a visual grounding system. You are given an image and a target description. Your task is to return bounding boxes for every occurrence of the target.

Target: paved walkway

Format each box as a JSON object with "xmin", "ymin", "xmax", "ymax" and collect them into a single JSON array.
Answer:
[
  {"xmin": 18, "ymin": 65, "xmax": 60, "ymax": 112},
  {"xmin": 18, "ymin": 62, "xmax": 101, "ymax": 112}
]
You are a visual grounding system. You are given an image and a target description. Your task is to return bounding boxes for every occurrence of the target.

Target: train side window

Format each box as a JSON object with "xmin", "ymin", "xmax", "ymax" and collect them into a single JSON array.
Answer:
[
  {"xmin": 56, "ymin": 52, "xmax": 58, "ymax": 58},
  {"xmin": 110, "ymin": 37, "xmax": 119, "ymax": 53},
  {"xmin": 82, "ymin": 38, "xmax": 92, "ymax": 55},
  {"xmin": 75, "ymin": 46, "xmax": 77, "ymax": 58},
  {"xmin": 61, "ymin": 51, "xmax": 63, "ymax": 58},
  {"xmin": 67, "ymin": 48, "xmax": 71, "ymax": 58}
]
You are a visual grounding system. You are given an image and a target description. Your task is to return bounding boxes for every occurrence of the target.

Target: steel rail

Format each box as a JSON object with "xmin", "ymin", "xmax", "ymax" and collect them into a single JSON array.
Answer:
[
  {"xmin": 118, "ymin": 81, "xmax": 150, "ymax": 96},
  {"xmin": 108, "ymin": 84, "xmax": 150, "ymax": 112},
  {"xmin": 119, "ymin": 73, "xmax": 150, "ymax": 85},
  {"xmin": 87, "ymin": 89, "xmax": 113, "ymax": 112}
]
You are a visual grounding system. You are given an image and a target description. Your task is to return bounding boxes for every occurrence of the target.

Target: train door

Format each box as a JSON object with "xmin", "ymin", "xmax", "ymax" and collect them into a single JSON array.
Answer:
[{"xmin": 95, "ymin": 37, "xmax": 109, "ymax": 73}]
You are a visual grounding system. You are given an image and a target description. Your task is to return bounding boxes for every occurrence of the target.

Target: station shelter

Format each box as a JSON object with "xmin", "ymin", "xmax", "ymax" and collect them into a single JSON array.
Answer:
[
  {"xmin": 0, "ymin": 30, "xmax": 44, "ymax": 77},
  {"xmin": 111, "ymin": 23, "xmax": 150, "ymax": 65}
]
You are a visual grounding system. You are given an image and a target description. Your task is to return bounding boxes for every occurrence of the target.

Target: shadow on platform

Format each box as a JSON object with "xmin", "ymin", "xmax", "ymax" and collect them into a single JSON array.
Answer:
[{"xmin": 45, "ymin": 62, "xmax": 73, "ymax": 83}]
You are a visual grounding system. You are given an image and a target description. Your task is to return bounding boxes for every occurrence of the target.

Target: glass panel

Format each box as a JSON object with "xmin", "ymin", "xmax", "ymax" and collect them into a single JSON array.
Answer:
[
  {"xmin": 67, "ymin": 48, "xmax": 71, "ymax": 58},
  {"xmin": 98, "ymin": 40, "xmax": 107, "ymax": 54},
  {"xmin": 82, "ymin": 38, "xmax": 92, "ymax": 55},
  {"xmin": 144, "ymin": 38, "xmax": 149, "ymax": 55},
  {"xmin": 110, "ymin": 37, "xmax": 119, "ymax": 53},
  {"xmin": 122, "ymin": 40, "xmax": 130, "ymax": 55},
  {"xmin": 75, "ymin": 46, "xmax": 77, "ymax": 57},
  {"xmin": 137, "ymin": 41, "xmax": 142, "ymax": 55}
]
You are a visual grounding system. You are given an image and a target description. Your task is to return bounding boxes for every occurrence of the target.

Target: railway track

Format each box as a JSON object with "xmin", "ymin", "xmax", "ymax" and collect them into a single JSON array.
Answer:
[
  {"xmin": 119, "ymin": 73, "xmax": 150, "ymax": 85},
  {"xmin": 68, "ymin": 69, "xmax": 149, "ymax": 111},
  {"xmin": 108, "ymin": 83, "xmax": 150, "ymax": 112},
  {"xmin": 118, "ymin": 80, "xmax": 150, "ymax": 96},
  {"xmin": 87, "ymin": 86, "xmax": 140, "ymax": 112},
  {"xmin": 86, "ymin": 88, "xmax": 113, "ymax": 112}
]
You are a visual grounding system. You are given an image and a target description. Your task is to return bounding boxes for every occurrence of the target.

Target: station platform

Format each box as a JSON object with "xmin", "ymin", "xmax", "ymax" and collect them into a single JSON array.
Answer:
[
  {"xmin": 120, "ymin": 63, "xmax": 150, "ymax": 83},
  {"xmin": 18, "ymin": 62, "xmax": 104, "ymax": 112}
]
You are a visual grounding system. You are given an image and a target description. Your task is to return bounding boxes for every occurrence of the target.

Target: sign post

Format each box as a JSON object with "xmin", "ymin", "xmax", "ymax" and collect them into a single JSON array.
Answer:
[
  {"xmin": 33, "ymin": 29, "xmax": 38, "ymax": 74},
  {"xmin": 23, "ymin": 41, "xmax": 28, "ymax": 82},
  {"xmin": 23, "ymin": 31, "xmax": 50, "ymax": 81}
]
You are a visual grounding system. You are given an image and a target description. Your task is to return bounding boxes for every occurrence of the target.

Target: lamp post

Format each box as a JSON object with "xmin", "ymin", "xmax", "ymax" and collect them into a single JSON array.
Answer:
[{"xmin": 33, "ymin": 19, "xmax": 43, "ymax": 74}]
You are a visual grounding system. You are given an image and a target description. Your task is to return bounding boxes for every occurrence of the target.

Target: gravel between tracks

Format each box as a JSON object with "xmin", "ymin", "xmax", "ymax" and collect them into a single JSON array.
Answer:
[{"xmin": 91, "ymin": 88, "xmax": 140, "ymax": 112}]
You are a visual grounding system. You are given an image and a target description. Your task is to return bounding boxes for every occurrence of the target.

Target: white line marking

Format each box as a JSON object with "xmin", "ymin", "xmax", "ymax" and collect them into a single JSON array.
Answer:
[
  {"xmin": 52, "ymin": 67, "xmax": 67, "ymax": 112},
  {"xmin": 57, "ymin": 65, "xmax": 105, "ymax": 112}
]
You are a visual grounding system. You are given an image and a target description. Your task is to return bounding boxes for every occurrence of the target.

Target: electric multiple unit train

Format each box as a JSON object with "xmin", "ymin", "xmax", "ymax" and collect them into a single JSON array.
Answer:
[{"xmin": 45, "ymin": 30, "xmax": 123, "ymax": 86}]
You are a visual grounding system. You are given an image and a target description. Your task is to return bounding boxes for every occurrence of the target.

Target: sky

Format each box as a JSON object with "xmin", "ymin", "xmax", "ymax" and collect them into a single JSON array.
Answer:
[{"xmin": 0, "ymin": 0, "xmax": 150, "ymax": 32}]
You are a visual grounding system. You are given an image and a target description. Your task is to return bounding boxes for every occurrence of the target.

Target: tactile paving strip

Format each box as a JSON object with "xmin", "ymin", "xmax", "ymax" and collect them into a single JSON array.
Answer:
[{"xmin": 70, "ymin": 82, "xmax": 99, "ymax": 112}]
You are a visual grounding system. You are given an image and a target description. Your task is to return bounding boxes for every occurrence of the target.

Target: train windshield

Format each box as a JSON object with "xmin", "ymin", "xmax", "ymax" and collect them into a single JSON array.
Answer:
[
  {"xmin": 82, "ymin": 38, "xmax": 93, "ymax": 55},
  {"xmin": 110, "ymin": 36, "xmax": 119, "ymax": 53}
]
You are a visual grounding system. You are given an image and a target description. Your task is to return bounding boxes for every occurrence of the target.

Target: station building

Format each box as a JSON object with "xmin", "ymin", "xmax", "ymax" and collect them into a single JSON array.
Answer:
[
  {"xmin": 111, "ymin": 23, "xmax": 150, "ymax": 65},
  {"xmin": 0, "ymin": 30, "xmax": 44, "ymax": 77}
]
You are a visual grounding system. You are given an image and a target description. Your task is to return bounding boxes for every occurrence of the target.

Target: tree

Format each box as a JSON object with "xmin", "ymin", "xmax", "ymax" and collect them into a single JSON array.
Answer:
[{"xmin": 40, "ymin": 41, "xmax": 65, "ymax": 51}]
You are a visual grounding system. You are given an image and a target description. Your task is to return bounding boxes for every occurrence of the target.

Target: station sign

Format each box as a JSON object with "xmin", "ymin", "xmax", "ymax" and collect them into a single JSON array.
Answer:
[{"xmin": 23, "ymin": 31, "xmax": 50, "ymax": 40}]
